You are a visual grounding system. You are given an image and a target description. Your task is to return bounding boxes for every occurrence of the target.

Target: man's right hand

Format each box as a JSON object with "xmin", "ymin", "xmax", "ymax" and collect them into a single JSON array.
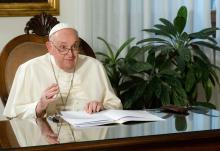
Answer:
[{"xmin": 36, "ymin": 84, "xmax": 59, "ymax": 117}]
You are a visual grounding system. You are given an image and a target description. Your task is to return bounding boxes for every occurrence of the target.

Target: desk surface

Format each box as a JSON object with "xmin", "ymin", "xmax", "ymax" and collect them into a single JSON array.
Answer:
[{"xmin": 1, "ymin": 109, "xmax": 220, "ymax": 151}]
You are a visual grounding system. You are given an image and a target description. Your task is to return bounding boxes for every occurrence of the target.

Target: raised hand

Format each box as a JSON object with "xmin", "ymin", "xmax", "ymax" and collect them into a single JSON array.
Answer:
[{"xmin": 36, "ymin": 84, "xmax": 59, "ymax": 117}]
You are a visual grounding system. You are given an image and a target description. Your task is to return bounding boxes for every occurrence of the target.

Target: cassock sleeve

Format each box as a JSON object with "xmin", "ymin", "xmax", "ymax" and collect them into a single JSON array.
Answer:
[
  {"xmin": 97, "ymin": 62, "xmax": 123, "ymax": 110},
  {"xmin": 3, "ymin": 65, "xmax": 39, "ymax": 118}
]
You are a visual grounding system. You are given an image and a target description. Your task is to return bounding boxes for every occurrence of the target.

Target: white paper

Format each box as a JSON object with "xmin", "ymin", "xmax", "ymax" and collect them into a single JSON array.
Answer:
[{"xmin": 61, "ymin": 110, "xmax": 164, "ymax": 127}]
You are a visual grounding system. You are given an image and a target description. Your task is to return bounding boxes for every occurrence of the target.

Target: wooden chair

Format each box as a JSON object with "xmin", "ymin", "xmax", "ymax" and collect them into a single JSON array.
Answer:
[{"xmin": 0, "ymin": 13, "xmax": 95, "ymax": 106}]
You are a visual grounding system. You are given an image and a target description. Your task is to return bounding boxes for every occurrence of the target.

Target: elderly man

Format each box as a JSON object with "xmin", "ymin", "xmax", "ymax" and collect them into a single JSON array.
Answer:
[{"xmin": 3, "ymin": 23, "xmax": 122, "ymax": 118}]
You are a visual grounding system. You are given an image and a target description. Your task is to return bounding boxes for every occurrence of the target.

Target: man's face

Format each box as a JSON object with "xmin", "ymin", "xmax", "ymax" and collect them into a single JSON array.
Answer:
[{"xmin": 47, "ymin": 28, "xmax": 80, "ymax": 72}]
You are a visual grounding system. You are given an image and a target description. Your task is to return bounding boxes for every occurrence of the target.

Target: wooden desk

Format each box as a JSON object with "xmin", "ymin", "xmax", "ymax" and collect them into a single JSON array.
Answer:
[{"xmin": 1, "ymin": 110, "xmax": 220, "ymax": 151}]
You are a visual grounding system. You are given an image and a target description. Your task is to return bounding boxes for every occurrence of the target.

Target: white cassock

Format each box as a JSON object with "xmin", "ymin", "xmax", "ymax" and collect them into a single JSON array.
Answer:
[{"xmin": 3, "ymin": 53, "xmax": 122, "ymax": 118}]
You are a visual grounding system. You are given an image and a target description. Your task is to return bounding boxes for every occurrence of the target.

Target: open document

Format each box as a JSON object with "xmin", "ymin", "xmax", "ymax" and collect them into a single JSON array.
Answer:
[{"xmin": 61, "ymin": 110, "xmax": 164, "ymax": 128}]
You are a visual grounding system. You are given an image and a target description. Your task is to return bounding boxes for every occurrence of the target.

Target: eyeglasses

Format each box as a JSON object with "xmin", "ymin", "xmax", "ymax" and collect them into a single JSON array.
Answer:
[{"xmin": 50, "ymin": 41, "xmax": 80, "ymax": 55}]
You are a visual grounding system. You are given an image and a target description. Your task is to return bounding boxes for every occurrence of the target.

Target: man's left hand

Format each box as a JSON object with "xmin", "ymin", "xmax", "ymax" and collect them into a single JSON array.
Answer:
[{"xmin": 84, "ymin": 101, "xmax": 104, "ymax": 114}]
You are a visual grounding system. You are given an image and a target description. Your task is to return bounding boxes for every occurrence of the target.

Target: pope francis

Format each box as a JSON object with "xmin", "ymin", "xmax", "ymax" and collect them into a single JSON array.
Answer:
[{"xmin": 3, "ymin": 23, "xmax": 122, "ymax": 118}]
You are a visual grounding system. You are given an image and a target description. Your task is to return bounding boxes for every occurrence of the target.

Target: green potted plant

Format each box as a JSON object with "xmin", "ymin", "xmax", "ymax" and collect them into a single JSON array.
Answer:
[
  {"xmin": 121, "ymin": 6, "xmax": 220, "ymax": 109},
  {"xmin": 96, "ymin": 38, "xmax": 154, "ymax": 109},
  {"xmin": 119, "ymin": 45, "xmax": 186, "ymax": 109},
  {"xmin": 95, "ymin": 37, "xmax": 135, "ymax": 96}
]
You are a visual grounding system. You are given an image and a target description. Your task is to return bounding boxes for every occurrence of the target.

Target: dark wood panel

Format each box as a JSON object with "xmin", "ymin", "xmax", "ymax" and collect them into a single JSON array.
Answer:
[
  {"xmin": 0, "ymin": 120, "xmax": 19, "ymax": 148},
  {"xmin": 6, "ymin": 129, "xmax": 220, "ymax": 151}
]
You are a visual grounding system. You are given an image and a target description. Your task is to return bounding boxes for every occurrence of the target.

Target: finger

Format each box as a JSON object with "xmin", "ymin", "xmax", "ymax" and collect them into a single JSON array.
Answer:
[
  {"xmin": 45, "ymin": 83, "xmax": 58, "ymax": 91},
  {"xmin": 46, "ymin": 89, "xmax": 59, "ymax": 99},
  {"xmin": 96, "ymin": 104, "xmax": 102, "ymax": 112},
  {"xmin": 45, "ymin": 98, "xmax": 56, "ymax": 104},
  {"xmin": 92, "ymin": 102, "xmax": 98, "ymax": 113},
  {"xmin": 84, "ymin": 102, "xmax": 89, "ymax": 113},
  {"xmin": 47, "ymin": 85, "xmax": 59, "ymax": 95},
  {"xmin": 43, "ymin": 85, "xmax": 58, "ymax": 100},
  {"xmin": 95, "ymin": 102, "xmax": 104, "ymax": 112},
  {"xmin": 88, "ymin": 102, "xmax": 93, "ymax": 114}
]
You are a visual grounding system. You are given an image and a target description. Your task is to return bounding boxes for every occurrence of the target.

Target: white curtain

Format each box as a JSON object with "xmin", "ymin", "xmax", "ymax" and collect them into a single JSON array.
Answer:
[
  {"xmin": 71, "ymin": 0, "xmax": 211, "ymax": 51},
  {"xmin": 70, "ymin": 0, "xmax": 219, "ymax": 108}
]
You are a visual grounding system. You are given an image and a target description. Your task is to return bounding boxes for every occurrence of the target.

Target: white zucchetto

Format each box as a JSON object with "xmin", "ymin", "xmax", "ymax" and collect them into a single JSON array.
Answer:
[{"xmin": 49, "ymin": 23, "xmax": 73, "ymax": 37}]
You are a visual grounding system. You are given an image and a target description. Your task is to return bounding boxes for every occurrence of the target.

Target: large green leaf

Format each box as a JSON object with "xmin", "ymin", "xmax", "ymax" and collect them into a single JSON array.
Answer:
[
  {"xmin": 172, "ymin": 91, "xmax": 180, "ymax": 105},
  {"xmin": 175, "ymin": 85, "xmax": 187, "ymax": 100},
  {"xmin": 202, "ymin": 79, "xmax": 213, "ymax": 101},
  {"xmin": 159, "ymin": 18, "xmax": 177, "ymax": 36},
  {"xmin": 154, "ymin": 53, "xmax": 171, "ymax": 67},
  {"xmin": 131, "ymin": 62, "xmax": 153, "ymax": 73},
  {"xmin": 142, "ymin": 29, "xmax": 173, "ymax": 39},
  {"xmin": 189, "ymin": 28, "xmax": 218, "ymax": 43},
  {"xmin": 177, "ymin": 47, "xmax": 191, "ymax": 62},
  {"xmin": 119, "ymin": 79, "xmax": 138, "ymax": 91},
  {"xmin": 137, "ymin": 37, "xmax": 169, "ymax": 45},
  {"xmin": 147, "ymin": 51, "xmax": 155, "ymax": 65},
  {"xmin": 159, "ymin": 69, "xmax": 180, "ymax": 77},
  {"xmin": 169, "ymin": 77, "xmax": 187, "ymax": 106},
  {"xmin": 125, "ymin": 46, "xmax": 144, "ymax": 60},
  {"xmin": 143, "ymin": 84, "xmax": 155, "ymax": 105},
  {"xmin": 160, "ymin": 84, "xmax": 171, "ymax": 105},
  {"xmin": 191, "ymin": 44, "xmax": 210, "ymax": 63},
  {"xmin": 119, "ymin": 60, "xmax": 137, "ymax": 75},
  {"xmin": 177, "ymin": 6, "xmax": 187, "ymax": 19},
  {"xmin": 174, "ymin": 17, "xmax": 186, "ymax": 34},
  {"xmin": 97, "ymin": 37, "xmax": 115, "ymax": 60},
  {"xmin": 189, "ymin": 32, "xmax": 209, "ymax": 39},
  {"xmin": 165, "ymin": 75, "xmax": 181, "ymax": 86},
  {"xmin": 192, "ymin": 41, "xmax": 220, "ymax": 51},
  {"xmin": 199, "ymin": 27, "xmax": 219, "ymax": 36},
  {"xmin": 185, "ymin": 70, "xmax": 196, "ymax": 92},
  {"xmin": 174, "ymin": 6, "xmax": 187, "ymax": 34},
  {"xmin": 157, "ymin": 59, "xmax": 173, "ymax": 71},
  {"xmin": 95, "ymin": 52, "xmax": 110, "ymax": 59},
  {"xmin": 151, "ymin": 44, "xmax": 174, "ymax": 54},
  {"xmin": 122, "ymin": 81, "xmax": 147, "ymax": 109},
  {"xmin": 189, "ymin": 28, "xmax": 218, "ymax": 40},
  {"xmin": 176, "ymin": 55, "xmax": 186, "ymax": 72},
  {"xmin": 154, "ymin": 23, "xmax": 176, "ymax": 37},
  {"xmin": 153, "ymin": 78, "xmax": 162, "ymax": 98},
  {"xmin": 120, "ymin": 60, "xmax": 152, "ymax": 74},
  {"xmin": 115, "ymin": 37, "xmax": 135, "ymax": 60},
  {"xmin": 180, "ymin": 32, "xmax": 189, "ymax": 42}
]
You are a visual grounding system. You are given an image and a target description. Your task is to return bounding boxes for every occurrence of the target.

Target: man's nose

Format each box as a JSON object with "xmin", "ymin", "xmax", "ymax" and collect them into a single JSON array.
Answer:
[{"xmin": 66, "ymin": 48, "xmax": 75, "ymax": 56}]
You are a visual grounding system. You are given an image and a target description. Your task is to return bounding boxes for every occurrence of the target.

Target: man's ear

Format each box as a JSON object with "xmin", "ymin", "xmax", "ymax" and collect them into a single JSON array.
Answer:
[{"xmin": 46, "ymin": 41, "xmax": 53, "ymax": 54}]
